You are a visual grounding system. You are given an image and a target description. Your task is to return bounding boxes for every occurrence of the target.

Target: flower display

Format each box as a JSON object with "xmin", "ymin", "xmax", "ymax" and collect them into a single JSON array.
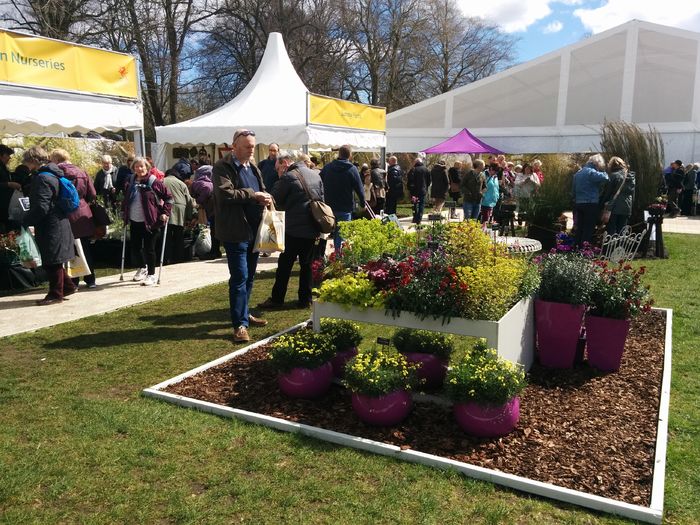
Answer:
[
  {"xmin": 0, "ymin": 230, "xmax": 20, "ymax": 265},
  {"xmin": 588, "ymin": 261, "xmax": 653, "ymax": 319},
  {"xmin": 343, "ymin": 348, "xmax": 416, "ymax": 397},
  {"xmin": 536, "ymin": 252, "xmax": 598, "ymax": 305},
  {"xmin": 316, "ymin": 273, "xmax": 384, "ymax": 309},
  {"xmin": 391, "ymin": 328, "xmax": 454, "ymax": 359},
  {"xmin": 268, "ymin": 330, "xmax": 336, "ymax": 373},
  {"xmin": 319, "ymin": 318, "xmax": 363, "ymax": 350},
  {"xmin": 445, "ymin": 340, "xmax": 527, "ymax": 406}
]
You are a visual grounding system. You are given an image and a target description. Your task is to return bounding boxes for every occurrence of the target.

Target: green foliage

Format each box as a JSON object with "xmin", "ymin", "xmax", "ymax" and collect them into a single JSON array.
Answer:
[
  {"xmin": 268, "ymin": 330, "xmax": 336, "ymax": 372},
  {"xmin": 443, "ymin": 221, "xmax": 507, "ymax": 267},
  {"xmin": 337, "ymin": 219, "xmax": 415, "ymax": 267},
  {"xmin": 391, "ymin": 328, "xmax": 454, "ymax": 359},
  {"xmin": 445, "ymin": 345, "xmax": 527, "ymax": 406},
  {"xmin": 600, "ymin": 120, "xmax": 664, "ymax": 227},
  {"xmin": 588, "ymin": 261, "xmax": 653, "ymax": 319},
  {"xmin": 319, "ymin": 318, "xmax": 363, "ymax": 350},
  {"xmin": 524, "ymin": 155, "xmax": 575, "ymax": 227},
  {"xmin": 316, "ymin": 273, "xmax": 384, "ymax": 308},
  {"xmin": 536, "ymin": 253, "xmax": 598, "ymax": 305},
  {"xmin": 343, "ymin": 347, "xmax": 415, "ymax": 397}
]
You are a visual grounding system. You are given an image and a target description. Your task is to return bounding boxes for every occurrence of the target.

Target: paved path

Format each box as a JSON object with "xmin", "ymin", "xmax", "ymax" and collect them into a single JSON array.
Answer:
[{"xmin": 0, "ymin": 256, "xmax": 279, "ymax": 339}]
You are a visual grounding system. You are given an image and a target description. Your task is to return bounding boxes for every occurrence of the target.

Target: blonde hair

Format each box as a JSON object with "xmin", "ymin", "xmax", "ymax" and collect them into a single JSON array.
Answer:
[
  {"xmin": 50, "ymin": 148, "xmax": 70, "ymax": 163},
  {"xmin": 607, "ymin": 156, "xmax": 627, "ymax": 172}
]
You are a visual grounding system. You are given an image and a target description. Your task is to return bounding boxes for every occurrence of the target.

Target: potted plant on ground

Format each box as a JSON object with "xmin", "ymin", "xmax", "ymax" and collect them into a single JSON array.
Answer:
[
  {"xmin": 535, "ymin": 252, "xmax": 598, "ymax": 368},
  {"xmin": 320, "ymin": 318, "xmax": 363, "ymax": 378},
  {"xmin": 268, "ymin": 330, "xmax": 336, "ymax": 398},
  {"xmin": 391, "ymin": 328, "xmax": 454, "ymax": 389},
  {"xmin": 585, "ymin": 262, "xmax": 653, "ymax": 371},
  {"xmin": 343, "ymin": 348, "xmax": 416, "ymax": 426},
  {"xmin": 445, "ymin": 339, "xmax": 527, "ymax": 437}
]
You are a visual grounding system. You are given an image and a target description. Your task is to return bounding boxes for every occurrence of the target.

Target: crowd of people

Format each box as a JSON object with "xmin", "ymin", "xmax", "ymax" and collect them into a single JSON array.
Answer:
[{"xmin": 2, "ymin": 135, "xmax": 699, "ymax": 342}]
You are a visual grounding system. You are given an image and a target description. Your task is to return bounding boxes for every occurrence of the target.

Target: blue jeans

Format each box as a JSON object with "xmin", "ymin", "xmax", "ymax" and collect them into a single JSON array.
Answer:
[
  {"xmin": 412, "ymin": 195, "xmax": 425, "ymax": 223},
  {"xmin": 333, "ymin": 212, "xmax": 353, "ymax": 253},
  {"xmin": 462, "ymin": 201, "xmax": 481, "ymax": 220},
  {"xmin": 224, "ymin": 240, "xmax": 260, "ymax": 328}
]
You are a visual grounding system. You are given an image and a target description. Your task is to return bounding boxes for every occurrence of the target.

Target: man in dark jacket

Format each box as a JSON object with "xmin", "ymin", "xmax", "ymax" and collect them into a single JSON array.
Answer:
[
  {"xmin": 369, "ymin": 158, "xmax": 387, "ymax": 212},
  {"xmin": 385, "ymin": 156, "xmax": 403, "ymax": 215},
  {"xmin": 212, "ymin": 129, "xmax": 272, "ymax": 343},
  {"xmin": 666, "ymin": 160, "xmax": 684, "ymax": 218},
  {"xmin": 406, "ymin": 157, "xmax": 429, "ymax": 224},
  {"xmin": 460, "ymin": 159, "xmax": 486, "ymax": 220},
  {"xmin": 115, "ymin": 154, "xmax": 135, "ymax": 196},
  {"xmin": 259, "ymin": 151, "xmax": 323, "ymax": 310},
  {"xmin": 21, "ymin": 146, "xmax": 76, "ymax": 305},
  {"xmin": 320, "ymin": 145, "xmax": 364, "ymax": 252},
  {"xmin": 258, "ymin": 143, "xmax": 279, "ymax": 192},
  {"xmin": 94, "ymin": 154, "xmax": 119, "ymax": 212},
  {"xmin": 429, "ymin": 160, "xmax": 449, "ymax": 213}
]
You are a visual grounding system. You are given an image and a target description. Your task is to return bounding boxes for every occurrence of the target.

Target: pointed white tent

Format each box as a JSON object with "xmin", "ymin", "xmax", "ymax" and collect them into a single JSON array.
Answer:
[
  {"xmin": 155, "ymin": 32, "xmax": 385, "ymax": 168},
  {"xmin": 387, "ymin": 20, "xmax": 700, "ymax": 163}
]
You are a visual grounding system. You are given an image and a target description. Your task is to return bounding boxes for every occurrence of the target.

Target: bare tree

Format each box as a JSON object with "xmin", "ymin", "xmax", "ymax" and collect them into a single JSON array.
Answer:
[{"xmin": 1, "ymin": 0, "xmax": 107, "ymax": 41}]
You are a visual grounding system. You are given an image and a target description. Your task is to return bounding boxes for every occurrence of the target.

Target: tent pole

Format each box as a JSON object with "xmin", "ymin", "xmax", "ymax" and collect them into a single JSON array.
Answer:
[{"xmin": 134, "ymin": 129, "xmax": 146, "ymax": 157}]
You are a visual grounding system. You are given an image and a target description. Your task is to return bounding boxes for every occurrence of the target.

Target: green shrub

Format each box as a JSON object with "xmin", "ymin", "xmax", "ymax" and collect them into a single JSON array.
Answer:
[
  {"xmin": 391, "ymin": 328, "xmax": 454, "ymax": 359},
  {"xmin": 319, "ymin": 318, "xmax": 363, "ymax": 350}
]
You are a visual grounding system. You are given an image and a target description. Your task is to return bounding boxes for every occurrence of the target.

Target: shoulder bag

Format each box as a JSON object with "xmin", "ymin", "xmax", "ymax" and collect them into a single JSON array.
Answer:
[
  {"xmin": 601, "ymin": 172, "xmax": 627, "ymax": 224},
  {"xmin": 291, "ymin": 168, "xmax": 336, "ymax": 234}
]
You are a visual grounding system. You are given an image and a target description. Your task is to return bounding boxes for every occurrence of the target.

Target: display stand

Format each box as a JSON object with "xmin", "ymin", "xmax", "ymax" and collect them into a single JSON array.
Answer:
[{"xmin": 312, "ymin": 297, "xmax": 535, "ymax": 370}]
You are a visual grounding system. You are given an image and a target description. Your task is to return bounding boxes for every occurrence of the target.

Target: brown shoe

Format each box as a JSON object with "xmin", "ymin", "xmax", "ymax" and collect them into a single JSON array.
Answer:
[
  {"xmin": 36, "ymin": 297, "xmax": 63, "ymax": 306},
  {"xmin": 233, "ymin": 326, "xmax": 250, "ymax": 343},
  {"xmin": 248, "ymin": 315, "xmax": 268, "ymax": 327}
]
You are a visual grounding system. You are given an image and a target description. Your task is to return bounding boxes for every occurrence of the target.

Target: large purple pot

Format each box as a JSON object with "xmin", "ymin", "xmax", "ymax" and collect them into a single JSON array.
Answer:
[
  {"xmin": 585, "ymin": 315, "xmax": 630, "ymax": 372},
  {"xmin": 453, "ymin": 397, "xmax": 520, "ymax": 437},
  {"xmin": 331, "ymin": 346, "xmax": 358, "ymax": 378},
  {"xmin": 351, "ymin": 390, "xmax": 413, "ymax": 426},
  {"xmin": 400, "ymin": 352, "xmax": 448, "ymax": 389},
  {"xmin": 535, "ymin": 299, "xmax": 586, "ymax": 368},
  {"xmin": 277, "ymin": 362, "xmax": 333, "ymax": 399}
]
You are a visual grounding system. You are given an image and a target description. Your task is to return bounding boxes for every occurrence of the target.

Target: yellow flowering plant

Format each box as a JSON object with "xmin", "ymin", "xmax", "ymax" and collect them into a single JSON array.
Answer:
[
  {"xmin": 320, "ymin": 318, "xmax": 363, "ymax": 350},
  {"xmin": 315, "ymin": 273, "xmax": 385, "ymax": 309},
  {"xmin": 445, "ymin": 339, "xmax": 527, "ymax": 406},
  {"xmin": 268, "ymin": 330, "xmax": 336, "ymax": 373},
  {"xmin": 343, "ymin": 348, "xmax": 416, "ymax": 397}
]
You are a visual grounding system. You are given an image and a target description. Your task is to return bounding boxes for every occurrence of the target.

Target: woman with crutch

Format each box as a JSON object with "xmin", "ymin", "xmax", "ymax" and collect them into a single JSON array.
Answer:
[{"xmin": 122, "ymin": 157, "xmax": 172, "ymax": 286}]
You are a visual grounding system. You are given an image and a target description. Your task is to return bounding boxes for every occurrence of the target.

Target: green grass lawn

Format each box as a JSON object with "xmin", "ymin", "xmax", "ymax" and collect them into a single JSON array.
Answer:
[{"xmin": 1, "ymin": 235, "xmax": 698, "ymax": 524}]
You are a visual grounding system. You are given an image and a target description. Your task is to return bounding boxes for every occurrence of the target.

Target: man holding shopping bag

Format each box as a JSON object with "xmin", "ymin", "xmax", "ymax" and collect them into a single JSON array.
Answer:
[{"xmin": 213, "ymin": 129, "xmax": 272, "ymax": 343}]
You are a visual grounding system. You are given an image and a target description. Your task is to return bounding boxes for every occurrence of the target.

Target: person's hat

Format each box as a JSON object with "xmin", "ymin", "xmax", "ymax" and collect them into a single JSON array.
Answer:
[{"xmin": 674, "ymin": 159, "xmax": 684, "ymax": 166}]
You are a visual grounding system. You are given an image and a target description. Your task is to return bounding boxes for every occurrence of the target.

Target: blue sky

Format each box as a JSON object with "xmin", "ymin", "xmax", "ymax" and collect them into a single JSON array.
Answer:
[{"xmin": 458, "ymin": 0, "xmax": 700, "ymax": 64}]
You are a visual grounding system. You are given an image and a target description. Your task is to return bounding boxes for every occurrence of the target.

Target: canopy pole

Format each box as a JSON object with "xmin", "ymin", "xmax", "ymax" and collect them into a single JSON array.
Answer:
[{"xmin": 133, "ymin": 129, "xmax": 146, "ymax": 157}]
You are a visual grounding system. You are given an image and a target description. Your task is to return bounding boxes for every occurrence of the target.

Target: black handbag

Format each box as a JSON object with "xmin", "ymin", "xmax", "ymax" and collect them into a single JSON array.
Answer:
[{"xmin": 90, "ymin": 202, "xmax": 113, "ymax": 227}]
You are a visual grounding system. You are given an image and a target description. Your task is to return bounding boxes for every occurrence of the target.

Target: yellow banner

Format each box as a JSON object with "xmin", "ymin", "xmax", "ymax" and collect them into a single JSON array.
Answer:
[
  {"xmin": 309, "ymin": 94, "xmax": 385, "ymax": 131},
  {"xmin": 0, "ymin": 30, "xmax": 138, "ymax": 99}
]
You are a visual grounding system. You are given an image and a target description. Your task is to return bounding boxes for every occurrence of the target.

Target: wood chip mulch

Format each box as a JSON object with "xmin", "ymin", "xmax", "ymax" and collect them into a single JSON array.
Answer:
[{"xmin": 164, "ymin": 310, "xmax": 666, "ymax": 506}]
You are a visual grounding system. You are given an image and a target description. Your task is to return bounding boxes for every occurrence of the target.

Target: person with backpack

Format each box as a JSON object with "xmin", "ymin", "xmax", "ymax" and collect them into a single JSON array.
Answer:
[
  {"xmin": 21, "ymin": 146, "xmax": 77, "ymax": 305},
  {"xmin": 50, "ymin": 148, "xmax": 98, "ymax": 289},
  {"xmin": 123, "ymin": 157, "xmax": 172, "ymax": 287}
]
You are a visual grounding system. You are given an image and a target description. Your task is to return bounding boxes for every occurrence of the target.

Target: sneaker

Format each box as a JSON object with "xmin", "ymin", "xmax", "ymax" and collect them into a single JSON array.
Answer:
[
  {"xmin": 87, "ymin": 283, "xmax": 97, "ymax": 289},
  {"xmin": 132, "ymin": 267, "xmax": 148, "ymax": 282},
  {"xmin": 234, "ymin": 326, "xmax": 250, "ymax": 343},
  {"xmin": 141, "ymin": 274, "xmax": 157, "ymax": 286}
]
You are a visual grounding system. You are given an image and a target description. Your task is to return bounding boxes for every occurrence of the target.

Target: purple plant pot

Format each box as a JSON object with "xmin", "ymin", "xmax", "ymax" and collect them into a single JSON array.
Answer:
[
  {"xmin": 331, "ymin": 346, "xmax": 358, "ymax": 378},
  {"xmin": 585, "ymin": 315, "xmax": 630, "ymax": 372},
  {"xmin": 277, "ymin": 362, "xmax": 333, "ymax": 399},
  {"xmin": 351, "ymin": 390, "xmax": 413, "ymax": 426},
  {"xmin": 535, "ymin": 299, "xmax": 586, "ymax": 368},
  {"xmin": 400, "ymin": 351, "xmax": 448, "ymax": 389},
  {"xmin": 453, "ymin": 397, "xmax": 521, "ymax": 437}
]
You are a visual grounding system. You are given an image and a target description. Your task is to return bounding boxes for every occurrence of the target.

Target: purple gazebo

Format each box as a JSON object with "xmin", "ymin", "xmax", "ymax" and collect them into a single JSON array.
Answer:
[{"xmin": 421, "ymin": 128, "xmax": 504, "ymax": 154}]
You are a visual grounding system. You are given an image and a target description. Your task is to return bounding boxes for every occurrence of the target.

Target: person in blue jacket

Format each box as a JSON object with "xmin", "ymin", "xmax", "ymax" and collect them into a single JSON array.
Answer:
[
  {"xmin": 480, "ymin": 164, "xmax": 501, "ymax": 225},
  {"xmin": 320, "ymin": 145, "xmax": 365, "ymax": 253},
  {"xmin": 572, "ymin": 153, "xmax": 608, "ymax": 246}
]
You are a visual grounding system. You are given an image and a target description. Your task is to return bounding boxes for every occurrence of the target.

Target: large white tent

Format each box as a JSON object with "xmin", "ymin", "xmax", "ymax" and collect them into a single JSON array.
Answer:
[
  {"xmin": 387, "ymin": 20, "xmax": 700, "ymax": 163},
  {"xmin": 154, "ymin": 32, "xmax": 386, "ymax": 168},
  {"xmin": 0, "ymin": 29, "xmax": 144, "ymax": 148}
]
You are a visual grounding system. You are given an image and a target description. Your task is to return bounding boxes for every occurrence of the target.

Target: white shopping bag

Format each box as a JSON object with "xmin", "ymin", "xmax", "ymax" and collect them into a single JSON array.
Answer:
[
  {"xmin": 253, "ymin": 203, "xmax": 285, "ymax": 253},
  {"xmin": 66, "ymin": 239, "xmax": 91, "ymax": 278}
]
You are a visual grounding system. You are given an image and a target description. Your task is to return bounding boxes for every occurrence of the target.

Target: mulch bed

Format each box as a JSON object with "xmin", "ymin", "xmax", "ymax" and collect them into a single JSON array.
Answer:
[{"xmin": 164, "ymin": 310, "xmax": 666, "ymax": 506}]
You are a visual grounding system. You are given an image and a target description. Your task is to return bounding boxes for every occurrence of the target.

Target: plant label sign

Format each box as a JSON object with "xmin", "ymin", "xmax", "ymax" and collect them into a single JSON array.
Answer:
[{"xmin": 376, "ymin": 337, "xmax": 391, "ymax": 346}]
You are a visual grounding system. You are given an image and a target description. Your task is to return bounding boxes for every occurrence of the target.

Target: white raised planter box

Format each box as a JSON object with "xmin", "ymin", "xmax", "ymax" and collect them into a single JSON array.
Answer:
[
  {"xmin": 312, "ymin": 296, "xmax": 535, "ymax": 370},
  {"xmin": 143, "ymin": 308, "xmax": 672, "ymax": 525}
]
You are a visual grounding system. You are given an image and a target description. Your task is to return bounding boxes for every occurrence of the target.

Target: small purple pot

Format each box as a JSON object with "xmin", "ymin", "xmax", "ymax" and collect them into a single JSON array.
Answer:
[
  {"xmin": 351, "ymin": 389, "xmax": 413, "ymax": 426},
  {"xmin": 277, "ymin": 362, "xmax": 333, "ymax": 399},
  {"xmin": 453, "ymin": 397, "xmax": 520, "ymax": 437},
  {"xmin": 400, "ymin": 351, "xmax": 448, "ymax": 389},
  {"xmin": 331, "ymin": 346, "xmax": 359, "ymax": 378}
]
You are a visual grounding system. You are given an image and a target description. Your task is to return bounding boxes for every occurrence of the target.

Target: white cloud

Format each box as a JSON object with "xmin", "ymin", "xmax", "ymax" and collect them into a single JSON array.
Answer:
[
  {"xmin": 574, "ymin": 0, "xmax": 700, "ymax": 34},
  {"xmin": 457, "ymin": 0, "xmax": 552, "ymax": 33},
  {"xmin": 543, "ymin": 20, "xmax": 564, "ymax": 33}
]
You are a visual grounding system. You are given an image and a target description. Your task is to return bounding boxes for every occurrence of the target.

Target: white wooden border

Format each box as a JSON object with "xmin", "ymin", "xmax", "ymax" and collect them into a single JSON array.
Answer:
[
  {"xmin": 312, "ymin": 297, "xmax": 535, "ymax": 370},
  {"xmin": 143, "ymin": 308, "xmax": 673, "ymax": 524}
]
